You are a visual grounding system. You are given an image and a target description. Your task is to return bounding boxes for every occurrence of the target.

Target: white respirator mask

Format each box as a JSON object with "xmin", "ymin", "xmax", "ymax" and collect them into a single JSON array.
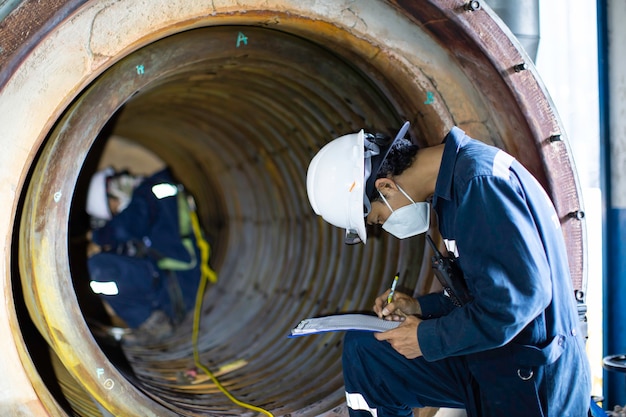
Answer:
[{"xmin": 378, "ymin": 184, "xmax": 430, "ymax": 239}]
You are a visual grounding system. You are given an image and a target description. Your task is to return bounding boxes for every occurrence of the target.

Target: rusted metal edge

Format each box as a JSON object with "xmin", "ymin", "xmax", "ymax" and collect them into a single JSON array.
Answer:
[{"xmin": 0, "ymin": 0, "xmax": 86, "ymax": 90}]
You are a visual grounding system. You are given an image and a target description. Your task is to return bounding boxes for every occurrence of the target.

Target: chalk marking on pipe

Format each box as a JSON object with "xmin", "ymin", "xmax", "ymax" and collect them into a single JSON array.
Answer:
[
  {"xmin": 53, "ymin": 191, "xmax": 62, "ymax": 202},
  {"xmin": 236, "ymin": 32, "xmax": 248, "ymax": 47},
  {"xmin": 103, "ymin": 379, "xmax": 115, "ymax": 390},
  {"xmin": 97, "ymin": 368, "xmax": 104, "ymax": 379},
  {"xmin": 136, "ymin": 64, "xmax": 145, "ymax": 75},
  {"xmin": 424, "ymin": 91, "xmax": 434, "ymax": 105}
]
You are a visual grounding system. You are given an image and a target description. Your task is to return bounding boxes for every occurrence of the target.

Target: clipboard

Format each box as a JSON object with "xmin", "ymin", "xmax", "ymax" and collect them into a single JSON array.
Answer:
[{"xmin": 289, "ymin": 314, "xmax": 400, "ymax": 338}]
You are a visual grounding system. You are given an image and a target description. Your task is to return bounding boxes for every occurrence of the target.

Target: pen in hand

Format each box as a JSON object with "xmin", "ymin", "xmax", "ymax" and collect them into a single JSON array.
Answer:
[{"xmin": 387, "ymin": 272, "xmax": 400, "ymax": 305}]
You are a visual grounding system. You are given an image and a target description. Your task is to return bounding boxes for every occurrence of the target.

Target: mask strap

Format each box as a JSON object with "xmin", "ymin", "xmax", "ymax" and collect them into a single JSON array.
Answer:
[
  {"xmin": 378, "ymin": 183, "xmax": 416, "ymax": 213},
  {"xmin": 378, "ymin": 190, "xmax": 394, "ymax": 213},
  {"xmin": 396, "ymin": 184, "xmax": 417, "ymax": 204}
]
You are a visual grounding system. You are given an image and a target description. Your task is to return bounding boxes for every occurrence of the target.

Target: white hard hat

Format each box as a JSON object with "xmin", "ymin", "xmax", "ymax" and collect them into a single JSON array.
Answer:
[
  {"xmin": 306, "ymin": 122, "xmax": 410, "ymax": 244},
  {"xmin": 307, "ymin": 130, "xmax": 368, "ymax": 243},
  {"xmin": 86, "ymin": 167, "xmax": 115, "ymax": 220}
]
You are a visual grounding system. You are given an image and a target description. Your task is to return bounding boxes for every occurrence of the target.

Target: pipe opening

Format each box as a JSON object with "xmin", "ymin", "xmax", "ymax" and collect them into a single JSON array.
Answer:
[
  {"xmin": 17, "ymin": 25, "xmax": 431, "ymax": 416},
  {"xmin": 9, "ymin": 4, "xmax": 584, "ymax": 416}
]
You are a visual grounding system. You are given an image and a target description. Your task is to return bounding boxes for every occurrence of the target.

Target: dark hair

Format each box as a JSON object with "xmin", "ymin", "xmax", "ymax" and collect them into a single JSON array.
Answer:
[{"xmin": 376, "ymin": 138, "xmax": 418, "ymax": 179}]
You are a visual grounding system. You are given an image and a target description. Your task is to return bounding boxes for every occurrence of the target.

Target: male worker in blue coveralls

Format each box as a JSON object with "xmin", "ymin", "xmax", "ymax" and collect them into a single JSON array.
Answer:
[
  {"xmin": 306, "ymin": 122, "xmax": 592, "ymax": 416},
  {"xmin": 86, "ymin": 167, "xmax": 202, "ymax": 344}
]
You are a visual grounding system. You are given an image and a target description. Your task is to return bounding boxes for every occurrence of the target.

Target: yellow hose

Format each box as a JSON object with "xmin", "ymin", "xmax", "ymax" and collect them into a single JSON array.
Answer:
[{"xmin": 189, "ymin": 210, "xmax": 273, "ymax": 416}]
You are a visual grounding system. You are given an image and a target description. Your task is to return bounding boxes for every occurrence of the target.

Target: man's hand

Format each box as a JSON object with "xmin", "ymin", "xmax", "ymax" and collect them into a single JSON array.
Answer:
[
  {"xmin": 87, "ymin": 242, "xmax": 102, "ymax": 257},
  {"xmin": 374, "ymin": 315, "xmax": 423, "ymax": 359},
  {"xmin": 373, "ymin": 290, "xmax": 421, "ymax": 321},
  {"xmin": 85, "ymin": 231, "xmax": 102, "ymax": 257}
]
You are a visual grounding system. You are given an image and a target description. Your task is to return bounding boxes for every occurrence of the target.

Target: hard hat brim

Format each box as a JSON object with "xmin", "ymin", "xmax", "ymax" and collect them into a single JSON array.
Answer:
[{"xmin": 364, "ymin": 121, "xmax": 410, "ymax": 202}]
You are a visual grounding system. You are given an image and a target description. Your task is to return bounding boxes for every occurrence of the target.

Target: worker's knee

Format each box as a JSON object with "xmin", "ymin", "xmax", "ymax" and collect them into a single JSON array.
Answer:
[
  {"xmin": 87, "ymin": 253, "xmax": 121, "ymax": 282},
  {"xmin": 343, "ymin": 331, "xmax": 382, "ymax": 365}
]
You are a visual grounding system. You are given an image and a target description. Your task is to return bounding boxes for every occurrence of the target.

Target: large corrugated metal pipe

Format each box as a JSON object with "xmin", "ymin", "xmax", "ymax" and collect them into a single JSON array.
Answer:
[{"xmin": 1, "ymin": 1, "xmax": 585, "ymax": 416}]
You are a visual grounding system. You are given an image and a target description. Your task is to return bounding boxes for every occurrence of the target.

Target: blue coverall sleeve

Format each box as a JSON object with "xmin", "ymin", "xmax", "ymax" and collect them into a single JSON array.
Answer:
[
  {"xmin": 418, "ymin": 174, "xmax": 552, "ymax": 361},
  {"xmin": 91, "ymin": 193, "xmax": 152, "ymax": 247},
  {"xmin": 417, "ymin": 292, "xmax": 456, "ymax": 319}
]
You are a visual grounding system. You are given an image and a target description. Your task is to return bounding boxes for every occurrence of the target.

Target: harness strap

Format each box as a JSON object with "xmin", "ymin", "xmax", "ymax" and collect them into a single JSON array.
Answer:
[
  {"xmin": 155, "ymin": 185, "xmax": 217, "ymax": 285},
  {"xmin": 156, "ymin": 185, "xmax": 217, "ymax": 324},
  {"xmin": 156, "ymin": 187, "xmax": 197, "ymax": 271},
  {"xmin": 165, "ymin": 269, "xmax": 187, "ymax": 324}
]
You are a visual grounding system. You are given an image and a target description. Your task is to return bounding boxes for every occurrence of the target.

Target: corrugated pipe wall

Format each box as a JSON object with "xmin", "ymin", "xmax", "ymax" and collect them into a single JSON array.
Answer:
[{"xmin": 0, "ymin": 1, "xmax": 584, "ymax": 416}]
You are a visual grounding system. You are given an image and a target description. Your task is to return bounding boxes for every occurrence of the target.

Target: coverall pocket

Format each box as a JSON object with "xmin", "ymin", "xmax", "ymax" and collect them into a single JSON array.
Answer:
[
  {"xmin": 466, "ymin": 339, "xmax": 566, "ymax": 417},
  {"xmin": 469, "ymin": 359, "xmax": 545, "ymax": 417}
]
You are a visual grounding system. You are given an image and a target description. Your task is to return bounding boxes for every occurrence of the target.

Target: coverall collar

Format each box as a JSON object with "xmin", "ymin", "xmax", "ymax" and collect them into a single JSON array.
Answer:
[{"xmin": 433, "ymin": 126, "xmax": 469, "ymax": 206}]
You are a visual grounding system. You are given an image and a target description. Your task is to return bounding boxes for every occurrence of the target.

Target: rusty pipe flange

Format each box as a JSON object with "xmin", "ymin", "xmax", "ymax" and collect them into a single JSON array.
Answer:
[
  {"xmin": 18, "ymin": 24, "xmax": 411, "ymax": 416},
  {"xmin": 1, "ymin": 0, "xmax": 585, "ymax": 416}
]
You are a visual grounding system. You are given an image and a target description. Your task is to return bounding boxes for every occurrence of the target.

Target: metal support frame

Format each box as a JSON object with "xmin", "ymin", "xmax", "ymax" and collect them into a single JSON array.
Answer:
[{"xmin": 598, "ymin": 0, "xmax": 626, "ymax": 409}]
